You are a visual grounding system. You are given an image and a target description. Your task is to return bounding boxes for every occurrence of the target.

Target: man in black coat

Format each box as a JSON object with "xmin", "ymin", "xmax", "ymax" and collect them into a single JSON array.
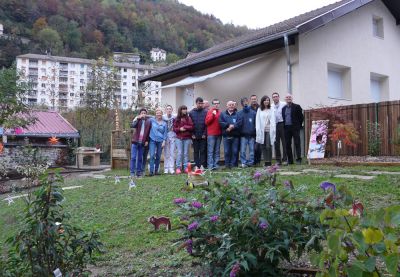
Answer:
[
  {"xmin": 282, "ymin": 94, "xmax": 304, "ymax": 165},
  {"xmin": 189, "ymin": 97, "xmax": 207, "ymax": 168}
]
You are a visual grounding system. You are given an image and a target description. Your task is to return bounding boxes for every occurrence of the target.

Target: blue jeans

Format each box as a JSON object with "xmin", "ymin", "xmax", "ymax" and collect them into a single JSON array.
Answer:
[
  {"xmin": 130, "ymin": 143, "xmax": 144, "ymax": 176},
  {"xmin": 175, "ymin": 139, "xmax": 191, "ymax": 170},
  {"xmin": 240, "ymin": 137, "xmax": 255, "ymax": 166},
  {"xmin": 149, "ymin": 139, "xmax": 163, "ymax": 174},
  {"xmin": 207, "ymin": 135, "xmax": 221, "ymax": 169},
  {"xmin": 223, "ymin": 136, "xmax": 239, "ymax": 167}
]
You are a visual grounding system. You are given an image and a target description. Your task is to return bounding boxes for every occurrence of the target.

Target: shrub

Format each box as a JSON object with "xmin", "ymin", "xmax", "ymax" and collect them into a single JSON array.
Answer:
[
  {"xmin": 329, "ymin": 123, "xmax": 360, "ymax": 149},
  {"xmin": 367, "ymin": 121, "xmax": 381, "ymax": 156},
  {"xmin": 312, "ymin": 182, "xmax": 400, "ymax": 276},
  {"xmin": 174, "ymin": 168, "xmax": 326, "ymax": 276},
  {"xmin": 0, "ymin": 171, "xmax": 103, "ymax": 276}
]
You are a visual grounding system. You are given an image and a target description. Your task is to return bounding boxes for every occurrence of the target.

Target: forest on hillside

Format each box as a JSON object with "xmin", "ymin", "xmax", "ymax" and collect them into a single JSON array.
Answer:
[{"xmin": 0, "ymin": 0, "xmax": 249, "ymax": 67}]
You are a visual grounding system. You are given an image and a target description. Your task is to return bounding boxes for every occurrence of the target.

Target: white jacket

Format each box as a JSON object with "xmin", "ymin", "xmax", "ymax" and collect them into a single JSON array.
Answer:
[{"xmin": 256, "ymin": 108, "xmax": 276, "ymax": 145}]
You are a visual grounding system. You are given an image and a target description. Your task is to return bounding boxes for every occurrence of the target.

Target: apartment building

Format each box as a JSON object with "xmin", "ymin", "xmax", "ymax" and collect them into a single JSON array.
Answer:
[
  {"xmin": 150, "ymin": 48, "xmax": 166, "ymax": 62},
  {"xmin": 16, "ymin": 53, "xmax": 162, "ymax": 110}
]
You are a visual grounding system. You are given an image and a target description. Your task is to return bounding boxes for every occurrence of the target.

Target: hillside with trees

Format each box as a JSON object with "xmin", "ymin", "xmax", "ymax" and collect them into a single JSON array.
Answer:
[{"xmin": 0, "ymin": 0, "xmax": 249, "ymax": 67}]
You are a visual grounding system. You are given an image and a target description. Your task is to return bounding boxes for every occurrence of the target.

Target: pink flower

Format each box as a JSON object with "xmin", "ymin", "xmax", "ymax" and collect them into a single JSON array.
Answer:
[
  {"xmin": 191, "ymin": 201, "xmax": 203, "ymax": 209},
  {"xmin": 253, "ymin": 171, "xmax": 262, "ymax": 181},
  {"xmin": 259, "ymin": 222, "xmax": 268, "ymax": 230},
  {"xmin": 173, "ymin": 198, "xmax": 187, "ymax": 204},
  {"xmin": 188, "ymin": 221, "xmax": 199, "ymax": 231},
  {"xmin": 230, "ymin": 262, "xmax": 240, "ymax": 277},
  {"xmin": 210, "ymin": 215, "xmax": 219, "ymax": 222},
  {"xmin": 185, "ymin": 239, "xmax": 193, "ymax": 254}
]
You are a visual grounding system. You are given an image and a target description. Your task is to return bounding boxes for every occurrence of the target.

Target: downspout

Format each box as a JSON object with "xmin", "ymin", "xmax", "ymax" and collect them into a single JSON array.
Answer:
[{"xmin": 284, "ymin": 33, "xmax": 292, "ymax": 94}]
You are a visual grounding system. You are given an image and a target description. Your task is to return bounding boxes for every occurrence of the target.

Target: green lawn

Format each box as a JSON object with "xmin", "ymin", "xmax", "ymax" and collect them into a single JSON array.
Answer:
[{"xmin": 1, "ymin": 165, "xmax": 399, "ymax": 276}]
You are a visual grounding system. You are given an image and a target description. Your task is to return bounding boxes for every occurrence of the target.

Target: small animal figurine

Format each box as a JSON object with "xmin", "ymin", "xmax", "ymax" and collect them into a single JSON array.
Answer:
[
  {"xmin": 114, "ymin": 175, "xmax": 121, "ymax": 184},
  {"xmin": 128, "ymin": 178, "xmax": 136, "ymax": 190},
  {"xmin": 148, "ymin": 216, "xmax": 171, "ymax": 231}
]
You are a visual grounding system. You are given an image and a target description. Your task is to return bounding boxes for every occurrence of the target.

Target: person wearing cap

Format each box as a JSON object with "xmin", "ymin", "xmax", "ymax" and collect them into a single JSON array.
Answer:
[
  {"xmin": 219, "ymin": 100, "xmax": 243, "ymax": 168},
  {"xmin": 189, "ymin": 97, "xmax": 208, "ymax": 168},
  {"xmin": 205, "ymin": 98, "xmax": 222, "ymax": 170},
  {"xmin": 238, "ymin": 97, "xmax": 256, "ymax": 167},
  {"xmin": 282, "ymin": 94, "xmax": 304, "ymax": 165}
]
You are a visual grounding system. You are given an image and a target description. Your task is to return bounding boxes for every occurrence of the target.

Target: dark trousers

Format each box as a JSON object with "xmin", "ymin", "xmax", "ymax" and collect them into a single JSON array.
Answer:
[
  {"xmin": 254, "ymin": 143, "xmax": 262, "ymax": 165},
  {"xmin": 192, "ymin": 138, "xmax": 207, "ymax": 168},
  {"xmin": 275, "ymin": 122, "xmax": 287, "ymax": 162},
  {"xmin": 223, "ymin": 136, "xmax": 239, "ymax": 167},
  {"xmin": 284, "ymin": 125, "xmax": 301, "ymax": 163},
  {"xmin": 142, "ymin": 145, "xmax": 149, "ymax": 173}
]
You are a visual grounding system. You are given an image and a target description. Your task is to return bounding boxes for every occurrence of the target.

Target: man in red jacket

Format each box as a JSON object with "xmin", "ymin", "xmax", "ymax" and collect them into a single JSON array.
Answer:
[{"xmin": 205, "ymin": 99, "xmax": 222, "ymax": 170}]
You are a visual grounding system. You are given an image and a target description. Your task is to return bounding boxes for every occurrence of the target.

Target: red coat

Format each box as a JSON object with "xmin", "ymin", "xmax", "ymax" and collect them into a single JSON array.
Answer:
[
  {"xmin": 173, "ymin": 115, "xmax": 194, "ymax": 139},
  {"xmin": 205, "ymin": 108, "xmax": 222, "ymax": 136}
]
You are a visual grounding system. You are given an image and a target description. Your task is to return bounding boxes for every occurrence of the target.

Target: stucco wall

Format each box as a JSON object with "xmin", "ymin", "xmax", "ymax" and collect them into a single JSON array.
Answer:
[{"xmin": 298, "ymin": 0, "xmax": 400, "ymax": 109}]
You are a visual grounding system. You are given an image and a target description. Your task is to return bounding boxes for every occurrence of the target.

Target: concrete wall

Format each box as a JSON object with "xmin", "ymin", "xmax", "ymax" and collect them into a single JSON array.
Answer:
[{"xmin": 298, "ymin": 0, "xmax": 400, "ymax": 109}]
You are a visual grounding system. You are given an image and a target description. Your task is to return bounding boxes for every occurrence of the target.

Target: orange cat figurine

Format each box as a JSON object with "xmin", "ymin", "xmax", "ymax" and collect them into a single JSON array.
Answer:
[{"xmin": 148, "ymin": 216, "xmax": 171, "ymax": 231}]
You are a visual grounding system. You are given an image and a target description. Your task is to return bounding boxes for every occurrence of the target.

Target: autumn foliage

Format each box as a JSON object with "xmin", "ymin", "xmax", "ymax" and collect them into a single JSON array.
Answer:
[{"xmin": 329, "ymin": 123, "xmax": 360, "ymax": 148}]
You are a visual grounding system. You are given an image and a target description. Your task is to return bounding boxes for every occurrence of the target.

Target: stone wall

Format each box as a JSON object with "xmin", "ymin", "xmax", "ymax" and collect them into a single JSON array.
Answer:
[{"xmin": 1, "ymin": 146, "xmax": 64, "ymax": 169}]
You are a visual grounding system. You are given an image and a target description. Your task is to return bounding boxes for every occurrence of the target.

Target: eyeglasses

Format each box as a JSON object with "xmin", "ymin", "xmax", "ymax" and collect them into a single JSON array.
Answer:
[
  {"xmin": 182, "ymin": 108, "xmax": 187, "ymax": 110},
  {"xmin": 213, "ymin": 102, "xmax": 220, "ymax": 105}
]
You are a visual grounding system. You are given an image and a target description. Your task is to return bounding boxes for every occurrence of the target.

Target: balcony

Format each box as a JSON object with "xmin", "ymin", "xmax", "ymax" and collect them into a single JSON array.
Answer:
[
  {"xmin": 59, "ymin": 70, "xmax": 68, "ymax": 77},
  {"xmin": 59, "ymin": 93, "xmax": 68, "ymax": 99}
]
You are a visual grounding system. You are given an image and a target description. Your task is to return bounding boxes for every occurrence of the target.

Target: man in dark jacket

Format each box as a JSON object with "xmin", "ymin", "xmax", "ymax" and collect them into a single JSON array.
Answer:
[
  {"xmin": 250, "ymin": 94, "xmax": 261, "ymax": 165},
  {"xmin": 189, "ymin": 97, "xmax": 207, "ymax": 168},
  {"xmin": 282, "ymin": 94, "xmax": 304, "ymax": 165},
  {"xmin": 131, "ymin": 108, "xmax": 152, "ymax": 177},
  {"xmin": 238, "ymin": 97, "xmax": 256, "ymax": 167},
  {"xmin": 219, "ymin": 100, "xmax": 243, "ymax": 168}
]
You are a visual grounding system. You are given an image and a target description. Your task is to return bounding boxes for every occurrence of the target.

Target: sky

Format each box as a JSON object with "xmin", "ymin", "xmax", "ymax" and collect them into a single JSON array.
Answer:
[{"xmin": 178, "ymin": 0, "xmax": 340, "ymax": 29}]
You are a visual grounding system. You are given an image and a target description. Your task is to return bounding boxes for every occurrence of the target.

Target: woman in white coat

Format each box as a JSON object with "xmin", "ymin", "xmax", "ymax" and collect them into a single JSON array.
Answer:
[{"xmin": 256, "ymin": 95, "xmax": 276, "ymax": 166}]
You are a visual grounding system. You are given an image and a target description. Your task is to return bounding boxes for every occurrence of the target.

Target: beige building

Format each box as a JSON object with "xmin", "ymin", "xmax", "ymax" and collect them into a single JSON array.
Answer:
[
  {"xmin": 16, "ymin": 53, "xmax": 163, "ymax": 111},
  {"xmin": 140, "ymin": 0, "xmax": 400, "ymax": 111}
]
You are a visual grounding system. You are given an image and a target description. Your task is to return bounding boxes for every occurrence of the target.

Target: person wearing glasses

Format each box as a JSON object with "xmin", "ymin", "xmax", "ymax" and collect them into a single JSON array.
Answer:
[
  {"xmin": 205, "ymin": 99, "xmax": 222, "ymax": 170},
  {"xmin": 173, "ymin": 105, "xmax": 194, "ymax": 174}
]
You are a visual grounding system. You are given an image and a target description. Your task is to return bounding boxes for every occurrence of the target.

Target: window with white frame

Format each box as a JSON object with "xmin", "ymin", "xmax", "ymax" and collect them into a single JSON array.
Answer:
[
  {"xmin": 370, "ymin": 73, "xmax": 388, "ymax": 102},
  {"xmin": 372, "ymin": 16, "xmax": 384, "ymax": 38},
  {"xmin": 327, "ymin": 63, "xmax": 351, "ymax": 100}
]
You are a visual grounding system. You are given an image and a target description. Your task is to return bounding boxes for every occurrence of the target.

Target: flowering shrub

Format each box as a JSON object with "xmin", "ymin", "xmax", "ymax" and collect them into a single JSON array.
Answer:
[
  {"xmin": 174, "ymin": 168, "xmax": 326, "ymax": 276},
  {"xmin": 311, "ymin": 182, "xmax": 400, "ymax": 276},
  {"xmin": 329, "ymin": 123, "xmax": 360, "ymax": 148}
]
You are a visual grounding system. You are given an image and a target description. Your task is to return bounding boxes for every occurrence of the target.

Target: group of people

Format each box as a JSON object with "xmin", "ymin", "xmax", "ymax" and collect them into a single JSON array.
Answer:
[{"xmin": 129, "ymin": 93, "xmax": 303, "ymax": 178}]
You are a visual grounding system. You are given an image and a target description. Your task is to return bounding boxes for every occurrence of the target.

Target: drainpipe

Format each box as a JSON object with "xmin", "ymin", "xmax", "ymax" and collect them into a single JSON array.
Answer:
[{"xmin": 284, "ymin": 34, "xmax": 292, "ymax": 94}]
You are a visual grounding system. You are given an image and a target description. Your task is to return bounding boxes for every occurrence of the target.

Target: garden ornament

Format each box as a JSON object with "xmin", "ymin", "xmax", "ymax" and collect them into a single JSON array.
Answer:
[
  {"xmin": 53, "ymin": 268, "xmax": 62, "ymax": 277},
  {"xmin": 114, "ymin": 175, "xmax": 121, "ymax": 184},
  {"xmin": 49, "ymin": 136, "xmax": 59, "ymax": 145},
  {"xmin": 128, "ymin": 178, "xmax": 136, "ymax": 190},
  {"xmin": 186, "ymin": 162, "xmax": 209, "ymax": 188},
  {"xmin": 148, "ymin": 216, "xmax": 171, "ymax": 231},
  {"xmin": 5, "ymin": 195, "xmax": 14, "ymax": 206}
]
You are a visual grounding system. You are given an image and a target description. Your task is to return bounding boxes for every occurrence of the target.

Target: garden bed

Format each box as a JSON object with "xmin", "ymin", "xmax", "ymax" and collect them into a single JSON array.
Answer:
[{"xmin": 309, "ymin": 156, "xmax": 400, "ymax": 166}]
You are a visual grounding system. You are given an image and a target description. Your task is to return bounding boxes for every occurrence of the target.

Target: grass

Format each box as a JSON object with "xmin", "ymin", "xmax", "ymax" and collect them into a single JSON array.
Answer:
[{"xmin": 1, "ymin": 164, "xmax": 400, "ymax": 276}]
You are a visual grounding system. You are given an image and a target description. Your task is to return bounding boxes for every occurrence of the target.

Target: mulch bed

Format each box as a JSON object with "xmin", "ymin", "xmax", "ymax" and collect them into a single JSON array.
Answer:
[{"xmin": 309, "ymin": 156, "xmax": 400, "ymax": 166}]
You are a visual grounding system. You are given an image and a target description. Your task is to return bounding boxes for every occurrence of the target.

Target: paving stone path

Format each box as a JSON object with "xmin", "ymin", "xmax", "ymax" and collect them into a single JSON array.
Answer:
[{"xmin": 334, "ymin": 174, "xmax": 375, "ymax": 180}]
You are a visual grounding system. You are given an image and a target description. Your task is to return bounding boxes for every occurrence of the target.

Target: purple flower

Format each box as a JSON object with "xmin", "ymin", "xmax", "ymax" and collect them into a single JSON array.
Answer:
[
  {"xmin": 191, "ymin": 201, "xmax": 203, "ymax": 209},
  {"xmin": 259, "ymin": 222, "xmax": 268, "ymax": 230},
  {"xmin": 267, "ymin": 164, "xmax": 279, "ymax": 174},
  {"xmin": 253, "ymin": 171, "xmax": 262, "ymax": 181},
  {"xmin": 284, "ymin": 180, "xmax": 294, "ymax": 190},
  {"xmin": 320, "ymin": 182, "xmax": 336, "ymax": 192},
  {"xmin": 230, "ymin": 262, "xmax": 240, "ymax": 277},
  {"xmin": 173, "ymin": 198, "xmax": 187, "ymax": 204},
  {"xmin": 185, "ymin": 239, "xmax": 193, "ymax": 254},
  {"xmin": 188, "ymin": 221, "xmax": 199, "ymax": 231},
  {"xmin": 210, "ymin": 215, "xmax": 219, "ymax": 222}
]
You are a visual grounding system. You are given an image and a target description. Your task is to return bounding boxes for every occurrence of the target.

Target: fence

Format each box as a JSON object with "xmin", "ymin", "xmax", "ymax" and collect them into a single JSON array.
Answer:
[{"xmin": 304, "ymin": 100, "xmax": 400, "ymax": 156}]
